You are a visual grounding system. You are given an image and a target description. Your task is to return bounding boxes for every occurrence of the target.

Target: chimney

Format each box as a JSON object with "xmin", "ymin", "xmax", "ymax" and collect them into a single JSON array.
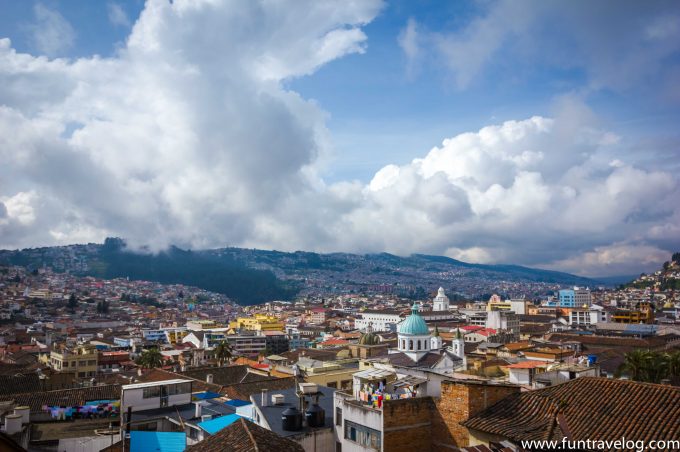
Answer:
[
  {"xmin": 206, "ymin": 374, "xmax": 213, "ymax": 384},
  {"xmin": 3, "ymin": 414, "xmax": 22, "ymax": 435},
  {"xmin": 194, "ymin": 402, "xmax": 202, "ymax": 418},
  {"xmin": 261, "ymin": 389, "xmax": 269, "ymax": 407}
]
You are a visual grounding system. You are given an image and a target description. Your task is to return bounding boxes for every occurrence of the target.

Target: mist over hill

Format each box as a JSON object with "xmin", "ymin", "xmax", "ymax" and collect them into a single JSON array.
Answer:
[{"xmin": 0, "ymin": 238, "xmax": 607, "ymax": 305}]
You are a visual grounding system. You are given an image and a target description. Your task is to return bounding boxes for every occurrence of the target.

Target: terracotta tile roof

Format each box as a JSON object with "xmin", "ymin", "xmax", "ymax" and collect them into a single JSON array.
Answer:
[
  {"xmin": 179, "ymin": 365, "xmax": 270, "ymax": 386},
  {"xmin": 386, "ymin": 351, "xmax": 452, "ymax": 368},
  {"xmin": 188, "ymin": 417, "xmax": 303, "ymax": 452},
  {"xmin": 0, "ymin": 374, "xmax": 42, "ymax": 397},
  {"xmin": 222, "ymin": 377, "xmax": 296, "ymax": 402},
  {"xmin": 463, "ymin": 377, "xmax": 680, "ymax": 444},
  {"xmin": 4, "ymin": 385, "xmax": 121, "ymax": 413}
]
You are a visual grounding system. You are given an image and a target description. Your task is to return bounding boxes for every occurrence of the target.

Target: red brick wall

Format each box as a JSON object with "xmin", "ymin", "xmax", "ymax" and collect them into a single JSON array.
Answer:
[
  {"xmin": 382, "ymin": 397, "xmax": 435, "ymax": 452},
  {"xmin": 431, "ymin": 381, "xmax": 519, "ymax": 449}
]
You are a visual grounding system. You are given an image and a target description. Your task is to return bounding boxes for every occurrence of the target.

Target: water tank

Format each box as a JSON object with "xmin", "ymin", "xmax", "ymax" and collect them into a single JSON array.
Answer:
[
  {"xmin": 281, "ymin": 407, "xmax": 303, "ymax": 431},
  {"xmin": 587, "ymin": 355, "xmax": 597, "ymax": 366},
  {"xmin": 305, "ymin": 403, "xmax": 325, "ymax": 428},
  {"xmin": 4, "ymin": 414, "xmax": 22, "ymax": 435},
  {"xmin": 14, "ymin": 406, "xmax": 30, "ymax": 424}
]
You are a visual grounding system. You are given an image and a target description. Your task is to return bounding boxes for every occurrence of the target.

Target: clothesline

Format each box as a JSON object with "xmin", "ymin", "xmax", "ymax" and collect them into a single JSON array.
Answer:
[{"xmin": 43, "ymin": 401, "xmax": 120, "ymax": 420}]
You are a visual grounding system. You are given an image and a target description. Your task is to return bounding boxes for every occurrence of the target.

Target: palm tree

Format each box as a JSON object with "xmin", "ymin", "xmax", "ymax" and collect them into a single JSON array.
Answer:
[
  {"xmin": 666, "ymin": 350, "xmax": 680, "ymax": 377},
  {"xmin": 645, "ymin": 352, "xmax": 669, "ymax": 384},
  {"xmin": 136, "ymin": 347, "xmax": 164, "ymax": 369},
  {"xmin": 618, "ymin": 349, "xmax": 652, "ymax": 381},
  {"xmin": 215, "ymin": 340, "xmax": 233, "ymax": 367}
]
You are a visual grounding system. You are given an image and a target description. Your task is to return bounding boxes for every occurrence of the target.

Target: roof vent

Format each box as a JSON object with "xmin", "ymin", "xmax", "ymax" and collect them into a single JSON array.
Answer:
[{"xmin": 272, "ymin": 394, "xmax": 285, "ymax": 405}]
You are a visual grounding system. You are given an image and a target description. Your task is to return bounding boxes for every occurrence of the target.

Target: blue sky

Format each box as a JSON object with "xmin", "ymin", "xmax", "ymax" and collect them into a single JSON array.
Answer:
[{"xmin": 0, "ymin": 0, "xmax": 679, "ymax": 276}]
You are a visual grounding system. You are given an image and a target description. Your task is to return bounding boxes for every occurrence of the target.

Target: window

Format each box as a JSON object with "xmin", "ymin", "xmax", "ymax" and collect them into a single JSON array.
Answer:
[
  {"xmin": 143, "ymin": 386, "xmax": 160, "ymax": 398},
  {"xmin": 344, "ymin": 420, "xmax": 381, "ymax": 450},
  {"xmin": 78, "ymin": 372, "xmax": 86, "ymax": 378},
  {"xmin": 417, "ymin": 340, "xmax": 421, "ymax": 350},
  {"xmin": 335, "ymin": 407, "xmax": 342, "ymax": 426},
  {"xmin": 88, "ymin": 360, "xmax": 96, "ymax": 366},
  {"xmin": 168, "ymin": 382, "xmax": 191, "ymax": 396},
  {"xmin": 63, "ymin": 361, "xmax": 69, "ymax": 367},
  {"xmin": 327, "ymin": 382, "xmax": 338, "ymax": 389}
]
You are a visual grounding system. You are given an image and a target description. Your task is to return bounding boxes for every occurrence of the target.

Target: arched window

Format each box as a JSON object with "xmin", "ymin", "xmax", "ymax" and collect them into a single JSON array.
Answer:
[
  {"xmin": 401, "ymin": 339, "xmax": 406, "ymax": 349},
  {"xmin": 424, "ymin": 341, "xmax": 428, "ymax": 349},
  {"xmin": 417, "ymin": 340, "xmax": 421, "ymax": 350},
  {"xmin": 409, "ymin": 340, "xmax": 413, "ymax": 350}
]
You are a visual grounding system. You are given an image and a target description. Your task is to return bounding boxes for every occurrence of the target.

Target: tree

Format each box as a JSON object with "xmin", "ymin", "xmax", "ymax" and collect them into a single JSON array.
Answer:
[
  {"xmin": 68, "ymin": 294, "xmax": 78, "ymax": 313},
  {"xmin": 214, "ymin": 340, "xmax": 233, "ymax": 367},
  {"xmin": 96, "ymin": 300, "xmax": 110, "ymax": 314},
  {"xmin": 666, "ymin": 350, "xmax": 680, "ymax": 378},
  {"xmin": 136, "ymin": 347, "xmax": 164, "ymax": 369},
  {"xmin": 645, "ymin": 352, "xmax": 669, "ymax": 384},
  {"xmin": 618, "ymin": 349, "xmax": 652, "ymax": 381},
  {"xmin": 672, "ymin": 252, "xmax": 680, "ymax": 264}
]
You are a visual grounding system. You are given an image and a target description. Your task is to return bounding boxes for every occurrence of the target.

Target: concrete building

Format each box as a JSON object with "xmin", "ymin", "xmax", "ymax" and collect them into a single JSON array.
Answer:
[
  {"xmin": 355, "ymin": 311, "xmax": 403, "ymax": 332},
  {"xmin": 486, "ymin": 310, "xmax": 520, "ymax": 334},
  {"xmin": 48, "ymin": 344, "xmax": 98, "ymax": 378}
]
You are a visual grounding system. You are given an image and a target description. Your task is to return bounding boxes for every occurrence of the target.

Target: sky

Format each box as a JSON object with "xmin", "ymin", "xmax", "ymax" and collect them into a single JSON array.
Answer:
[{"xmin": 0, "ymin": 0, "xmax": 679, "ymax": 277}]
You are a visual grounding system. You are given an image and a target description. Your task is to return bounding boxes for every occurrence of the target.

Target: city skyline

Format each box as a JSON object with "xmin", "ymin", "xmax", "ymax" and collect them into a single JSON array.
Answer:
[{"xmin": 1, "ymin": 0, "xmax": 679, "ymax": 277}]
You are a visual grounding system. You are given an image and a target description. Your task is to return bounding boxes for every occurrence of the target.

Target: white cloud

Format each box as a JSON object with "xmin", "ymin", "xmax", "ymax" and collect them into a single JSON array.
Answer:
[
  {"xmin": 398, "ymin": 18, "xmax": 420, "ymax": 78},
  {"xmin": 425, "ymin": 0, "xmax": 680, "ymax": 92},
  {"xmin": 107, "ymin": 2, "xmax": 131, "ymax": 28},
  {"xmin": 28, "ymin": 3, "xmax": 76, "ymax": 57},
  {"xmin": 0, "ymin": 0, "xmax": 677, "ymax": 276}
]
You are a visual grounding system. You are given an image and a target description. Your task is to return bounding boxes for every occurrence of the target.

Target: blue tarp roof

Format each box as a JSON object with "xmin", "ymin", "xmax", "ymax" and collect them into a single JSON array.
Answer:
[
  {"xmin": 130, "ymin": 431, "xmax": 186, "ymax": 452},
  {"xmin": 197, "ymin": 413, "xmax": 241, "ymax": 435},
  {"xmin": 193, "ymin": 391, "xmax": 221, "ymax": 400},
  {"xmin": 225, "ymin": 399, "xmax": 251, "ymax": 407}
]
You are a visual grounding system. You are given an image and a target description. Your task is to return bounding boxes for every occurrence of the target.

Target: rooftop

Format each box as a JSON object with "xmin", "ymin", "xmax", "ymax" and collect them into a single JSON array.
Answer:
[
  {"xmin": 463, "ymin": 377, "xmax": 680, "ymax": 443},
  {"xmin": 123, "ymin": 379, "xmax": 192, "ymax": 390}
]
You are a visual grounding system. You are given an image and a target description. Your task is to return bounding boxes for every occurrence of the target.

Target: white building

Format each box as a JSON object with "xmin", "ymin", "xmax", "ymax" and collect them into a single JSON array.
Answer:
[
  {"xmin": 121, "ymin": 379, "xmax": 193, "ymax": 413},
  {"xmin": 432, "ymin": 287, "xmax": 450, "ymax": 311},
  {"xmin": 486, "ymin": 310, "xmax": 520, "ymax": 334},
  {"xmin": 354, "ymin": 310, "xmax": 403, "ymax": 332}
]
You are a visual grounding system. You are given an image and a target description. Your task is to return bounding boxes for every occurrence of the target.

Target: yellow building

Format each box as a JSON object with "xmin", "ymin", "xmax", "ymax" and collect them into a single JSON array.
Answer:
[
  {"xmin": 612, "ymin": 303, "xmax": 654, "ymax": 324},
  {"xmin": 229, "ymin": 314, "xmax": 284, "ymax": 332},
  {"xmin": 48, "ymin": 344, "xmax": 98, "ymax": 378},
  {"xmin": 165, "ymin": 328, "xmax": 189, "ymax": 345}
]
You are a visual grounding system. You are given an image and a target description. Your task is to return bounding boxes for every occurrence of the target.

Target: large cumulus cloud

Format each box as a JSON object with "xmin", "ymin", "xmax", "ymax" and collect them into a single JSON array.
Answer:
[
  {"xmin": 0, "ymin": 0, "xmax": 678, "ymax": 276},
  {"xmin": 0, "ymin": 0, "xmax": 382, "ymax": 250}
]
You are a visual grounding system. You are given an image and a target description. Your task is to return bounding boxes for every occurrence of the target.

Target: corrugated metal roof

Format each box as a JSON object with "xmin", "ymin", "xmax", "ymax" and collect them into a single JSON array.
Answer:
[
  {"xmin": 130, "ymin": 431, "xmax": 186, "ymax": 452},
  {"xmin": 193, "ymin": 391, "xmax": 221, "ymax": 400},
  {"xmin": 198, "ymin": 413, "xmax": 242, "ymax": 435},
  {"xmin": 225, "ymin": 399, "xmax": 251, "ymax": 407}
]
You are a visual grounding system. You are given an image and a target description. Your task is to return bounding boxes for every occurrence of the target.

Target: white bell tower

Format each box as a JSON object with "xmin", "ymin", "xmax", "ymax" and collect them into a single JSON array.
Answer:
[{"xmin": 433, "ymin": 287, "xmax": 450, "ymax": 311}]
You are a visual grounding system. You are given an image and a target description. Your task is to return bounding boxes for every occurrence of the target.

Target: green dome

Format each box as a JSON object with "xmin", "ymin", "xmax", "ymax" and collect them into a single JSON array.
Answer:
[
  {"xmin": 359, "ymin": 332, "xmax": 380, "ymax": 345},
  {"xmin": 398, "ymin": 303, "xmax": 430, "ymax": 336}
]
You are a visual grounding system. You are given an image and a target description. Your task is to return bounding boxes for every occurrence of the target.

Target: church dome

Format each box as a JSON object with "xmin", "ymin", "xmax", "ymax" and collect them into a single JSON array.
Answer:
[
  {"xmin": 358, "ymin": 332, "xmax": 380, "ymax": 345},
  {"xmin": 398, "ymin": 303, "xmax": 430, "ymax": 336}
]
